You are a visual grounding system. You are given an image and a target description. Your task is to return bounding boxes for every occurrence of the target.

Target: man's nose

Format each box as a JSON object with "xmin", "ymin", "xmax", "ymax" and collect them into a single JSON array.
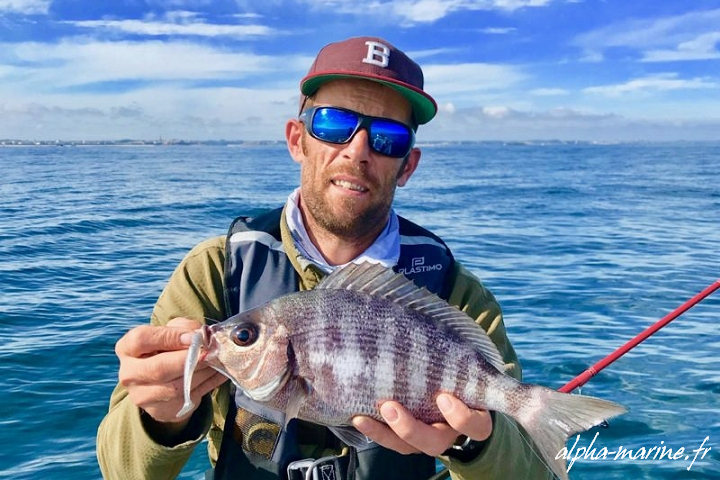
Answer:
[{"xmin": 341, "ymin": 127, "xmax": 371, "ymax": 162}]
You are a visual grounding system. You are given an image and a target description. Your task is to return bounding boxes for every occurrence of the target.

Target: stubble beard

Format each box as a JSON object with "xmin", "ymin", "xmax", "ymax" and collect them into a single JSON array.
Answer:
[
  {"xmin": 302, "ymin": 179, "xmax": 395, "ymax": 240},
  {"xmin": 300, "ymin": 132, "xmax": 397, "ymax": 240}
]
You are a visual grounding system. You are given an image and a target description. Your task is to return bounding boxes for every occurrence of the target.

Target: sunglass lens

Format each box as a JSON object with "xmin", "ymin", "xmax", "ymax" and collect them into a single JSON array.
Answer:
[
  {"xmin": 311, "ymin": 108, "xmax": 358, "ymax": 143},
  {"xmin": 369, "ymin": 119, "xmax": 412, "ymax": 157}
]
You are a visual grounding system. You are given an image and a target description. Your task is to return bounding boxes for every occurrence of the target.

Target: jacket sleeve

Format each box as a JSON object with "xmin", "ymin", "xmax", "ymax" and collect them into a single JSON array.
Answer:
[
  {"xmin": 440, "ymin": 262, "xmax": 554, "ymax": 480},
  {"xmin": 96, "ymin": 237, "xmax": 227, "ymax": 480}
]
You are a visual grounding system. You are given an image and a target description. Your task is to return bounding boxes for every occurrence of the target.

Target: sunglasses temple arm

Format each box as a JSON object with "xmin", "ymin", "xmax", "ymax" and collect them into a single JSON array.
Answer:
[{"xmin": 298, "ymin": 95, "xmax": 310, "ymax": 116}]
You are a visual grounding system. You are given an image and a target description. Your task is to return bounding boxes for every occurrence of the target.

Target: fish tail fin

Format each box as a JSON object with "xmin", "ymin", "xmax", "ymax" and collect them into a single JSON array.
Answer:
[{"xmin": 509, "ymin": 386, "xmax": 626, "ymax": 480}]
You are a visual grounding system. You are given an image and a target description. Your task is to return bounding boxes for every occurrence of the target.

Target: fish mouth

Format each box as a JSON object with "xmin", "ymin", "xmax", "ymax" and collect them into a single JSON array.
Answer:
[
  {"xmin": 201, "ymin": 324, "xmax": 217, "ymax": 360},
  {"xmin": 201, "ymin": 324, "xmax": 213, "ymax": 342},
  {"xmin": 244, "ymin": 368, "xmax": 292, "ymax": 402}
]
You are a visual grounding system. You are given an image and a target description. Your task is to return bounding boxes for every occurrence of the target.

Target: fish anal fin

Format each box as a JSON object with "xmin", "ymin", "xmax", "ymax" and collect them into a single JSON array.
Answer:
[{"xmin": 328, "ymin": 425, "xmax": 376, "ymax": 450}]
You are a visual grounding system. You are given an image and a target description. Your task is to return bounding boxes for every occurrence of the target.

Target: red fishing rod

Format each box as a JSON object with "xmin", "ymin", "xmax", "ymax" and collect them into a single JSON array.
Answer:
[
  {"xmin": 559, "ymin": 279, "xmax": 720, "ymax": 394},
  {"xmin": 431, "ymin": 280, "xmax": 720, "ymax": 480}
]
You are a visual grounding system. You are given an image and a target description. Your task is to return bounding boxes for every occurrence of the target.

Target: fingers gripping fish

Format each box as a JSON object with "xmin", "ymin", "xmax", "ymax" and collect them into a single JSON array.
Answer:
[{"xmin": 178, "ymin": 263, "xmax": 626, "ymax": 480}]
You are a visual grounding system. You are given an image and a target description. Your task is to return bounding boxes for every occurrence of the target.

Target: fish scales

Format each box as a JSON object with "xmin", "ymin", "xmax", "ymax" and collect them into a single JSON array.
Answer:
[
  {"xmin": 279, "ymin": 287, "xmax": 486, "ymax": 423},
  {"xmin": 273, "ymin": 289, "xmax": 445, "ymax": 423},
  {"xmin": 179, "ymin": 262, "xmax": 626, "ymax": 480}
]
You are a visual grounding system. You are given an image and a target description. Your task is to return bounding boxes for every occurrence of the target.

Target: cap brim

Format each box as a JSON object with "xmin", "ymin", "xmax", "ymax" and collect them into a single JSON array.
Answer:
[{"xmin": 301, "ymin": 73, "xmax": 437, "ymax": 125}]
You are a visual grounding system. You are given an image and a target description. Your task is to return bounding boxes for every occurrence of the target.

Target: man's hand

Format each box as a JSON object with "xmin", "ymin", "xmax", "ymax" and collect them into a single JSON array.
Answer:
[
  {"xmin": 352, "ymin": 393, "xmax": 492, "ymax": 457},
  {"xmin": 115, "ymin": 318, "xmax": 227, "ymax": 428}
]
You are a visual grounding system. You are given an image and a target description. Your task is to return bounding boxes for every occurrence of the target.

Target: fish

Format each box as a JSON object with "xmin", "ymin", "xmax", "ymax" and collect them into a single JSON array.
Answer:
[{"xmin": 178, "ymin": 262, "xmax": 626, "ymax": 480}]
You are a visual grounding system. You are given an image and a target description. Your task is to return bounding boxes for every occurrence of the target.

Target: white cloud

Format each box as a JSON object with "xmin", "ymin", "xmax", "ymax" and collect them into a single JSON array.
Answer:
[
  {"xmin": 479, "ymin": 27, "xmax": 517, "ymax": 35},
  {"xmin": 0, "ymin": 36, "xmax": 313, "ymax": 140},
  {"xmin": 574, "ymin": 8, "xmax": 720, "ymax": 63},
  {"xmin": 1, "ymin": 40, "xmax": 311, "ymax": 87},
  {"xmin": 578, "ymin": 51, "xmax": 603, "ymax": 63},
  {"xmin": 3, "ymin": 80, "xmax": 719, "ymax": 141},
  {"xmin": 397, "ymin": 0, "xmax": 551, "ymax": 22},
  {"xmin": 583, "ymin": 73, "xmax": 719, "ymax": 97},
  {"xmin": 298, "ymin": 0, "xmax": 552, "ymax": 24},
  {"xmin": 530, "ymin": 88, "xmax": 569, "ymax": 96},
  {"xmin": 423, "ymin": 62, "xmax": 526, "ymax": 97},
  {"xmin": 492, "ymin": 0, "xmax": 550, "ymax": 10},
  {"xmin": 643, "ymin": 31, "xmax": 720, "ymax": 62},
  {"xmin": 149, "ymin": 0, "xmax": 215, "ymax": 7},
  {"xmin": 0, "ymin": 0, "xmax": 48, "ymax": 14},
  {"xmin": 70, "ymin": 17, "xmax": 274, "ymax": 38},
  {"xmin": 438, "ymin": 102, "xmax": 456, "ymax": 114},
  {"xmin": 232, "ymin": 12, "xmax": 263, "ymax": 19},
  {"xmin": 393, "ymin": 0, "xmax": 463, "ymax": 23},
  {"xmin": 407, "ymin": 48, "xmax": 462, "ymax": 60},
  {"xmin": 0, "ymin": 85, "xmax": 300, "ymax": 140},
  {"xmin": 0, "ymin": 63, "xmax": 21, "ymax": 77},
  {"xmin": 482, "ymin": 105, "xmax": 511, "ymax": 118},
  {"xmin": 424, "ymin": 104, "xmax": 720, "ymax": 141}
]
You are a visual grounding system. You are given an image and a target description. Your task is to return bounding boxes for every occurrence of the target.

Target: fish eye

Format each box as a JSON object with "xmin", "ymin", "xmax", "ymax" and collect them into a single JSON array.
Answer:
[{"xmin": 231, "ymin": 323, "xmax": 259, "ymax": 347}]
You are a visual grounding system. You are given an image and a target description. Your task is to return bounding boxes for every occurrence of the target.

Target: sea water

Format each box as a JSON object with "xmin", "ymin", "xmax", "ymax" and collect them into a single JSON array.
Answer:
[{"xmin": 0, "ymin": 142, "xmax": 718, "ymax": 479}]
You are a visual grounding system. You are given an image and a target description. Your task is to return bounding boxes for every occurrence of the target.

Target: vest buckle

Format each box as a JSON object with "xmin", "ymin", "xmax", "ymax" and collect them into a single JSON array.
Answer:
[{"xmin": 286, "ymin": 449, "xmax": 355, "ymax": 480}]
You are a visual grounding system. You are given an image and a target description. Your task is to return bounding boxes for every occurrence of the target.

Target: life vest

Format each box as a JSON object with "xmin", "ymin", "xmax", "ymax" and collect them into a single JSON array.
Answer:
[{"xmin": 213, "ymin": 207, "xmax": 455, "ymax": 480}]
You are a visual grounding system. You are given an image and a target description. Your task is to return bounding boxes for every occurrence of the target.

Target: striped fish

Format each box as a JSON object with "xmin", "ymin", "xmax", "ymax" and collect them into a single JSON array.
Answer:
[{"xmin": 180, "ymin": 262, "xmax": 625, "ymax": 480}]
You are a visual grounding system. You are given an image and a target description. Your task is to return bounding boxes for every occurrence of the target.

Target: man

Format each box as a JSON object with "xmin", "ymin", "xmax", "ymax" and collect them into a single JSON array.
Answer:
[{"xmin": 97, "ymin": 37, "xmax": 552, "ymax": 479}]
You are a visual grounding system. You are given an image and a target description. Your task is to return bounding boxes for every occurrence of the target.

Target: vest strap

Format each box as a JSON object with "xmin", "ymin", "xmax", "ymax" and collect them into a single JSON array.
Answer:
[{"xmin": 216, "ymin": 207, "xmax": 453, "ymax": 479}]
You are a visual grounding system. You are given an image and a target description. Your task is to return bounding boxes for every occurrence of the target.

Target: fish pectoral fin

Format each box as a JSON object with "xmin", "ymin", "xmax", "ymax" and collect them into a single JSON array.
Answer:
[
  {"xmin": 283, "ymin": 378, "xmax": 310, "ymax": 427},
  {"xmin": 328, "ymin": 426, "xmax": 376, "ymax": 450}
]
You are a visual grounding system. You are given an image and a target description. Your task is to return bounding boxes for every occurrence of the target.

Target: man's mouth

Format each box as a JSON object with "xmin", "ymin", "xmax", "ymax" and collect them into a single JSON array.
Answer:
[{"xmin": 331, "ymin": 179, "xmax": 369, "ymax": 193}]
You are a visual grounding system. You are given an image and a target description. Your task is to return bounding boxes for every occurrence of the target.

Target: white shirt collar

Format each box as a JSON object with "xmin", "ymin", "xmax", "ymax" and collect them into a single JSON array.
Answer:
[{"xmin": 284, "ymin": 188, "xmax": 400, "ymax": 273}]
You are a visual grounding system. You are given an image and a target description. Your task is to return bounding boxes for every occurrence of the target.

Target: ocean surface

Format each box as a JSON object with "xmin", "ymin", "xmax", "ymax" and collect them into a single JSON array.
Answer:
[{"xmin": 0, "ymin": 142, "xmax": 718, "ymax": 479}]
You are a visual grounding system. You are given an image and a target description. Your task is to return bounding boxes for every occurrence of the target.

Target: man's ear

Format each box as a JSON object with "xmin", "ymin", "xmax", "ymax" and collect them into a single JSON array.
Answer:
[
  {"xmin": 397, "ymin": 147, "xmax": 421, "ymax": 187},
  {"xmin": 286, "ymin": 119, "xmax": 304, "ymax": 164}
]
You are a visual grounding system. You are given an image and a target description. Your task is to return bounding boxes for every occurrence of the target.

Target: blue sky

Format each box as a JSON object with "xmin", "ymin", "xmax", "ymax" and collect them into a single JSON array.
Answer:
[{"xmin": 1, "ymin": 0, "xmax": 718, "ymax": 141}]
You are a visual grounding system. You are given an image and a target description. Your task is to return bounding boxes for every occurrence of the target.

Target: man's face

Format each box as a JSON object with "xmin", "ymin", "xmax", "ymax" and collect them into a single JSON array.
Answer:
[{"xmin": 288, "ymin": 78, "xmax": 420, "ymax": 240}]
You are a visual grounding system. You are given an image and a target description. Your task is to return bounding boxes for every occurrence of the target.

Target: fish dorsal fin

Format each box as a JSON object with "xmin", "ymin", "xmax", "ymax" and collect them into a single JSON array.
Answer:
[{"xmin": 318, "ymin": 262, "xmax": 506, "ymax": 372}]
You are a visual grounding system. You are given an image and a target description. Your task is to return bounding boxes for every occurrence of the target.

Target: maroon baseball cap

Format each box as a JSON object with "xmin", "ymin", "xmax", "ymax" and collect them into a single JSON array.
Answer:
[{"xmin": 300, "ymin": 36, "xmax": 437, "ymax": 125}]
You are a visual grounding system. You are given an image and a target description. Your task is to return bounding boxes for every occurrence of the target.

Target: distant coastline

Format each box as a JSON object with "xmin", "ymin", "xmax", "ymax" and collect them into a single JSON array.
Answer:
[
  {"xmin": 0, "ymin": 139, "xmax": 285, "ymax": 147},
  {"xmin": 2, "ymin": 139, "xmax": 716, "ymax": 147}
]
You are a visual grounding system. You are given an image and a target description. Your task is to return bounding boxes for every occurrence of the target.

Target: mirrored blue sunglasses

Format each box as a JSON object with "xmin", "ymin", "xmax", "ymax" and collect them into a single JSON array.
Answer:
[{"xmin": 299, "ymin": 106, "xmax": 415, "ymax": 159}]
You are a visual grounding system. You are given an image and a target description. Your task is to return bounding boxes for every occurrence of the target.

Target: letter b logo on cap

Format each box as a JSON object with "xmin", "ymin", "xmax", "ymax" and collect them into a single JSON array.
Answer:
[{"xmin": 363, "ymin": 41, "xmax": 390, "ymax": 68}]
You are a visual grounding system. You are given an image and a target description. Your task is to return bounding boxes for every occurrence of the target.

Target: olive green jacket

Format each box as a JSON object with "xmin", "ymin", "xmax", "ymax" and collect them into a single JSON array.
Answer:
[{"xmin": 96, "ymin": 216, "xmax": 553, "ymax": 480}]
